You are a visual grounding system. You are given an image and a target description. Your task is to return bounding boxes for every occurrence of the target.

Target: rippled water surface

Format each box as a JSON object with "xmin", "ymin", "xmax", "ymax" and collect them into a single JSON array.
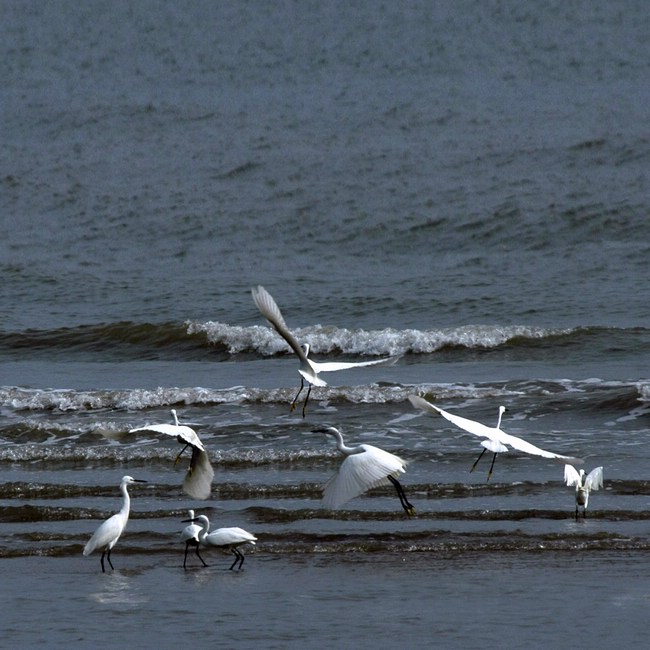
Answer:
[{"xmin": 2, "ymin": 1, "xmax": 650, "ymax": 648}]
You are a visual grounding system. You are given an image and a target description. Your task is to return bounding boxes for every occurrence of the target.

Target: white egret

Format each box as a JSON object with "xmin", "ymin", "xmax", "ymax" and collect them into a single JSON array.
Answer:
[
  {"xmin": 180, "ymin": 509, "xmax": 205, "ymax": 569},
  {"xmin": 251, "ymin": 285, "xmax": 399, "ymax": 417},
  {"xmin": 129, "ymin": 409, "xmax": 214, "ymax": 500},
  {"xmin": 182, "ymin": 514, "xmax": 257, "ymax": 570},
  {"xmin": 564, "ymin": 465, "xmax": 603, "ymax": 520},
  {"xmin": 408, "ymin": 395, "xmax": 582, "ymax": 481},
  {"xmin": 83, "ymin": 475, "xmax": 147, "ymax": 573},
  {"xmin": 315, "ymin": 425, "xmax": 415, "ymax": 517}
]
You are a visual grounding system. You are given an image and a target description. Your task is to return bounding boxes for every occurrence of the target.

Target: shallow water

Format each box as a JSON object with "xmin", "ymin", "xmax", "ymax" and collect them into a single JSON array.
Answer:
[{"xmin": 2, "ymin": 1, "xmax": 650, "ymax": 647}]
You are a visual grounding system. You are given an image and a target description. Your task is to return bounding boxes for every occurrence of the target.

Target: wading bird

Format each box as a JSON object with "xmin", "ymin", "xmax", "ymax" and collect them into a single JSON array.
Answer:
[
  {"xmin": 83, "ymin": 475, "xmax": 147, "ymax": 572},
  {"xmin": 181, "ymin": 514, "xmax": 257, "ymax": 570},
  {"xmin": 564, "ymin": 465, "xmax": 603, "ymax": 520},
  {"xmin": 130, "ymin": 409, "xmax": 214, "ymax": 499},
  {"xmin": 315, "ymin": 425, "xmax": 415, "ymax": 517},
  {"xmin": 180, "ymin": 509, "xmax": 204, "ymax": 569},
  {"xmin": 251, "ymin": 285, "xmax": 398, "ymax": 417},
  {"xmin": 408, "ymin": 395, "xmax": 582, "ymax": 481}
]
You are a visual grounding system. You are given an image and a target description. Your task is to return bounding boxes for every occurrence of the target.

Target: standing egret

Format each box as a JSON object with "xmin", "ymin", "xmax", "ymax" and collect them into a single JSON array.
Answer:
[
  {"xmin": 83, "ymin": 475, "xmax": 147, "ymax": 572},
  {"xmin": 251, "ymin": 285, "xmax": 399, "ymax": 417},
  {"xmin": 182, "ymin": 514, "xmax": 257, "ymax": 570},
  {"xmin": 129, "ymin": 409, "xmax": 214, "ymax": 500},
  {"xmin": 180, "ymin": 509, "xmax": 205, "ymax": 569},
  {"xmin": 408, "ymin": 395, "xmax": 582, "ymax": 481},
  {"xmin": 564, "ymin": 465, "xmax": 603, "ymax": 520},
  {"xmin": 315, "ymin": 425, "xmax": 415, "ymax": 517}
]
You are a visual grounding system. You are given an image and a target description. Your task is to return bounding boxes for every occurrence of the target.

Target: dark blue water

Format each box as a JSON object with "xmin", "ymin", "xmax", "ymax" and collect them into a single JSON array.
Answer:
[{"xmin": 2, "ymin": 2, "xmax": 650, "ymax": 647}]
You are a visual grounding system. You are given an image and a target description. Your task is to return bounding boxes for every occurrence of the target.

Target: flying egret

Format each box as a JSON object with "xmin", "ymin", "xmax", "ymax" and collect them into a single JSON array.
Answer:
[
  {"xmin": 315, "ymin": 425, "xmax": 415, "ymax": 517},
  {"xmin": 408, "ymin": 395, "xmax": 582, "ymax": 481},
  {"xmin": 83, "ymin": 475, "xmax": 147, "ymax": 572},
  {"xmin": 129, "ymin": 409, "xmax": 214, "ymax": 500},
  {"xmin": 180, "ymin": 509, "xmax": 205, "ymax": 569},
  {"xmin": 564, "ymin": 465, "xmax": 603, "ymax": 520},
  {"xmin": 251, "ymin": 285, "xmax": 399, "ymax": 417},
  {"xmin": 182, "ymin": 514, "xmax": 257, "ymax": 570}
]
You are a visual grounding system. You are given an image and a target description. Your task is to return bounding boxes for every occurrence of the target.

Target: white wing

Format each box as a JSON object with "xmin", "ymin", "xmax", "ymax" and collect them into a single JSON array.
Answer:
[
  {"xmin": 312, "ymin": 356, "xmax": 400, "ymax": 373},
  {"xmin": 585, "ymin": 466, "xmax": 604, "ymax": 491},
  {"xmin": 129, "ymin": 423, "xmax": 205, "ymax": 451},
  {"xmin": 83, "ymin": 513, "xmax": 122, "ymax": 555},
  {"xmin": 322, "ymin": 445, "xmax": 406, "ymax": 508},
  {"xmin": 183, "ymin": 448, "xmax": 214, "ymax": 500},
  {"xmin": 564, "ymin": 464, "xmax": 582, "ymax": 486},
  {"xmin": 205, "ymin": 527, "xmax": 257, "ymax": 547},
  {"xmin": 408, "ymin": 395, "xmax": 497, "ymax": 440},
  {"xmin": 251, "ymin": 285, "xmax": 307, "ymax": 360},
  {"xmin": 500, "ymin": 431, "xmax": 582, "ymax": 462}
]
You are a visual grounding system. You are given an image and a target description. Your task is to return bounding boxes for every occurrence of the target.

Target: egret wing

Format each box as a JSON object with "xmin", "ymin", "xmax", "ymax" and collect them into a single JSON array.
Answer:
[
  {"xmin": 129, "ymin": 423, "xmax": 205, "ymax": 451},
  {"xmin": 313, "ymin": 355, "xmax": 400, "ymax": 373},
  {"xmin": 564, "ymin": 464, "xmax": 582, "ymax": 486},
  {"xmin": 83, "ymin": 513, "xmax": 122, "ymax": 555},
  {"xmin": 408, "ymin": 395, "xmax": 497, "ymax": 440},
  {"xmin": 252, "ymin": 285, "xmax": 306, "ymax": 360},
  {"xmin": 182, "ymin": 448, "xmax": 214, "ymax": 500},
  {"xmin": 205, "ymin": 527, "xmax": 257, "ymax": 547},
  {"xmin": 322, "ymin": 446, "xmax": 405, "ymax": 508},
  {"xmin": 585, "ymin": 466, "xmax": 604, "ymax": 491},
  {"xmin": 501, "ymin": 431, "xmax": 582, "ymax": 463}
]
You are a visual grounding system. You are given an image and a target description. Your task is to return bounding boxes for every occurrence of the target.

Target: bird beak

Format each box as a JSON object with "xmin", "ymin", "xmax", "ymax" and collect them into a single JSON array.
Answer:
[
  {"xmin": 181, "ymin": 518, "xmax": 198, "ymax": 523},
  {"xmin": 133, "ymin": 479, "xmax": 148, "ymax": 483}
]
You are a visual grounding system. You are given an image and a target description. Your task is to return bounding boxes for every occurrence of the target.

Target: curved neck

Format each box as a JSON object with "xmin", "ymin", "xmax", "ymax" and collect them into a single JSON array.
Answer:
[
  {"xmin": 196, "ymin": 517, "xmax": 211, "ymax": 541},
  {"xmin": 330, "ymin": 429, "xmax": 360, "ymax": 456},
  {"xmin": 119, "ymin": 482, "xmax": 131, "ymax": 520},
  {"xmin": 171, "ymin": 410, "xmax": 180, "ymax": 426},
  {"xmin": 495, "ymin": 408, "xmax": 504, "ymax": 429}
]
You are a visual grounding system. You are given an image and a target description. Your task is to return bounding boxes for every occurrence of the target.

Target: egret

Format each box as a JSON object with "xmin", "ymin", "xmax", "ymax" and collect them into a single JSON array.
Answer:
[
  {"xmin": 564, "ymin": 465, "xmax": 603, "ymax": 520},
  {"xmin": 130, "ymin": 409, "xmax": 214, "ymax": 500},
  {"xmin": 408, "ymin": 395, "xmax": 582, "ymax": 481},
  {"xmin": 315, "ymin": 425, "xmax": 415, "ymax": 517},
  {"xmin": 83, "ymin": 475, "xmax": 147, "ymax": 572},
  {"xmin": 181, "ymin": 514, "xmax": 257, "ymax": 570},
  {"xmin": 251, "ymin": 285, "xmax": 399, "ymax": 417},
  {"xmin": 180, "ymin": 509, "xmax": 205, "ymax": 569}
]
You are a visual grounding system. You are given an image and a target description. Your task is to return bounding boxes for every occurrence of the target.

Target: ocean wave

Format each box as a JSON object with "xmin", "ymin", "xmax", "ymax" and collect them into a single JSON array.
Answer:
[{"xmin": 2, "ymin": 378, "xmax": 648, "ymax": 414}]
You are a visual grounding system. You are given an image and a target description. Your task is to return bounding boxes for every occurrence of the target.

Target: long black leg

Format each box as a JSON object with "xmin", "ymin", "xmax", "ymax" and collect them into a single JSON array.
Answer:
[
  {"xmin": 100, "ymin": 550, "xmax": 107, "ymax": 573},
  {"xmin": 195, "ymin": 544, "xmax": 208, "ymax": 567},
  {"xmin": 575, "ymin": 505, "xmax": 579, "ymax": 521},
  {"xmin": 289, "ymin": 379, "xmax": 305, "ymax": 412},
  {"xmin": 387, "ymin": 475, "xmax": 416, "ymax": 517},
  {"xmin": 470, "ymin": 448, "xmax": 487, "ymax": 473},
  {"xmin": 104, "ymin": 548, "xmax": 115, "ymax": 571},
  {"xmin": 175, "ymin": 443, "xmax": 190, "ymax": 465},
  {"xmin": 486, "ymin": 453, "xmax": 498, "ymax": 482},
  {"xmin": 229, "ymin": 549, "xmax": 240, "ymax": 570},
  {"xmin": 301, "ymin": 383, "xmax": 312, "ymax": 418}
]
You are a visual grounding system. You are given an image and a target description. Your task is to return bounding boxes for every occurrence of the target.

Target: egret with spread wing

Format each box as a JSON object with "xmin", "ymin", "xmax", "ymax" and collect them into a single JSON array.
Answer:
[
  {"xmin": 564, "ymin": 465, "xmax": 603, "ymax": 520},
  {"xmin": 252, "ymin": 285, "xmax": 399, "ymax": 417},
  {"xmin": 130, "ymin": 409, "xmax": 214, "ymax": 499},
  {"xmin": 315, "ymin": 425, "xmax": 415, "ymax": 517},
  {"xmin": 408, "ymin": 395, "xmax": 582, "ymax": 481}
]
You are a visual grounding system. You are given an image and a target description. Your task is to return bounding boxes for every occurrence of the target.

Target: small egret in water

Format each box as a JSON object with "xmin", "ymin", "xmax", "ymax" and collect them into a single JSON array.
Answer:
[
  {"xmin": 180, "ymin": 509, "xmax": 204, "ymax": 569},
  {"xmin": 408, "ymin": 395, "xmax": 582, "ymax": 481},
  {"xmin": 130, "ymin": 409, "xmax": 214, "ymax": 500},
  {"xmin": 315, "ymin": 425, "xmax": 415, "ymax": 517},
  {"xmin": 182, "ymin": 514, "xmax": 257, "ymax": 570},
  {"xmin": 83, "ymin": 475, "xmax": 147, "ymax": 572},
  {"xmin": 251, "ymin": 285, "xmax": 399, "ymax": 417},
  {"xmin": 564, "ymin": 465, "xmax": 603, "ymax": 520}
]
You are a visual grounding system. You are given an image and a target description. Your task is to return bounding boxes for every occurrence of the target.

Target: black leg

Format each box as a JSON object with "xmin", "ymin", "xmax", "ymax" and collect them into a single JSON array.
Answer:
[
  {"xmin": 183, "ymin": 541, "xmax": 190, "ymax": 569},
  {"xmin": 106, "ymin": 548, "xmax": 115, "ymax": 571},
  {"xmin": 486, "ymin": 453, "xmax": 498, "ymax": 482},
  {"xmin": 470, "ymin": 448, "xmax": 487, "ymax": 473},
  {"xmin": 575, "ymin": 506, "xmax": 579, "ymax": 521},
  {"xmin": 100, "ymin": 550, "xmax": 107, "ymax": 573},
  {"xmin": 301, "ymin": 383, "xmax": 312, "ymax": 418},
  {"xmin": 289, "ymin": 379, "xmax": 304, "ymax": 412},
  {"xmin": 387, "ymin": 475, "xmax": 416, "ymax": 517},
  {"xmin": 229, "ymin": 549, "xmax": 239, "ymax": 570},
  {"xmin": 175, "ymin": 443, "xmax": 190, "ymax": 465},
  {"xmin": 195, "ymin": 544, "xmax": 208, "ymax": 567}
]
